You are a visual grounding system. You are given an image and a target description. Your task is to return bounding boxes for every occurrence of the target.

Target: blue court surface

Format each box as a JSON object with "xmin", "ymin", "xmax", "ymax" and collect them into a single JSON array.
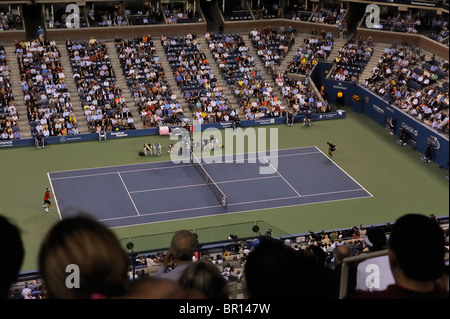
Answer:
[{"xmin": 48, "ymin": 147, "xmax": 372, "ymax": 228}]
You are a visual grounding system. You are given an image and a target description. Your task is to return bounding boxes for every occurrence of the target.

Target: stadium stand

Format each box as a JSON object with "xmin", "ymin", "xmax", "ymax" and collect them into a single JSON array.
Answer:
[
  {"xmin": 15, "ymin": 40, "xmax": 80, "ymax": 138},
  {"xmin": 366, "ymin": 44, "xmax": 449, "ymax": 136},
  {"xmin": 66, "ymin": 38, "xmax": 136, "ymax": 133},
  {"xmin": 114, "ymin": 35, "xmax": 183, "ymax": 128},
  {"xmin": 285, "ymin": 29, "xmax": 334, "ymax": 75},
  {"xmin": 0, "ymin": 44, "xmax": 21, "ymax": 140},
  {"xmin": 1, "ymin": 0, "xmax": 449, "ymax": 301},
  {"xmin": 162, "ymin": 34, "xmax": 235, "ymax": 123},
  {"xmin": 205, "ymin": 32, "xmax": 287, "ymax": 119},
  {"xmin": 6, "ymin": 215, "xmax": 448, "ymax": 299},
  {"xmin": 330, "ymin": 36, "xmax": 373, "ymax": 82}
]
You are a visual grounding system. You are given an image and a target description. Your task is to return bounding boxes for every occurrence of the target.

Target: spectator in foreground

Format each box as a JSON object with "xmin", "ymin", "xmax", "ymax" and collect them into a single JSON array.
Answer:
[
  {"xmin": 153, "ymin": 229, "xmax": 197, "ymax": 282},
  {"xmin": 0, "ymin": 215, "xmax": 24, "ymax": 299},
  {"xmin": 38, "ymin": 214, "xmax": 131, "ymax": 299},
  {"xmin": 178, "ymin": 260, "xmax": 230, "ymax": 299},
  {"xmin": 348, "ymin": 214, "xmax": 448, "ymax": 299},
  {"xmin": 243, "ymin": 236, "xmax": 335, "ymax": 299}
]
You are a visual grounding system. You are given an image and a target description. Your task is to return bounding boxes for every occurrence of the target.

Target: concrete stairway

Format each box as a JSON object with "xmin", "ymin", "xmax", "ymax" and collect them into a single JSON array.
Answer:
[
  {"xmin": 3, "ymin": 44, "xmax": 32, "ymax": 139},
  {"xmin": 152, "ymin": 38, "xmax": 192, "ymax": 117},
  {"xmin": 56, "ymin": 41, "xmax": 91, "ymax": 134},
  {"xmin": 358, "ymin": 42, "xmax": 384, "ymax": 84},
  {"xmin": 326, "ymin": 37, "xmax": 347, "ymax": 63},
  {"xmin": 104, "ymin": 41, "xmax": 142, "ymax": 130},
  {"xmin": 277, "ymin": 32, "xmax": 307, "ymax": 74}
]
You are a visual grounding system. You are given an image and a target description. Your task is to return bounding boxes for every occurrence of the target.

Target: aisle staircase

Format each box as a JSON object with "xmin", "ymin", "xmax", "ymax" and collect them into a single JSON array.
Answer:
[
  {"xmin": 358, "ymin": 43, "xmax": 385, "ymax": 84},
  {"xmin": 56, "ymin": 41, "xmax": 90, "ymax": 134},
  {"xmin": 104, "ymin": 41, "xmax": 143, "ymax": 130},
  {"xmin": 3, "ymin": 44, "xmax": 32, "ymax": 139},
  {"xmin": 152, "ymin": 38, "xmax": 192, "ymax": 117}
]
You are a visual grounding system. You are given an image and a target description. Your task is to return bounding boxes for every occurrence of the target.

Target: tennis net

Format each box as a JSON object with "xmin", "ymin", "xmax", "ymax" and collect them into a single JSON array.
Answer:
[{"xmin": 190, "ymin": 151, "xmax": 227, "ymax": 207}]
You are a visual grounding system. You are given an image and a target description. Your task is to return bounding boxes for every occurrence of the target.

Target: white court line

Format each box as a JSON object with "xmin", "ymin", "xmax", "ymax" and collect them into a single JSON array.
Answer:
[
  {"xmin": 49, "ymin": 147, "xmax": 320, "ymax": 181},
  {"xmin": 98, "ymin": 188, "xmax": 371, "ymax": 223},
  {"xmin": 264, "ymin": 151, "xmax": 321, "ymax": 159},
  {"xmin": 228, "ymin": 188, "xmax": 366, "ymax": 206},
  {"xmin": 50, "ymin": 162, "xmax": 192, "ymax": 180},
  {"xmin": 47, "ymin": 172, "xmax": 62, "ymax": 221},
  {"xmin": 129, "ymin": 175, "xmax": 280, "ymax": 194},
  {"xmin": 118, "ymin": 172, "xmax": 140, "ymax": 216},
  {"xmin": 52, "ymin": 146, "xmax": 372, "ymax": 224},
  {"xmin": 262, "ymin": 157, "xmax": 302, "ymax": 197},
  {"xmin": 314, "ymin": 146, "xmax": 373, "ymax": 197},
  {"xmin": 200, "ymin": 150, "xmax": 321, "ymax": 164},
  {"xmin": 99, "ymin": 202, "xmax": 224, "ymax": 221},
  {"xmin": 109, "ymin": 194, "xmax": 373, "ymax": 229}
]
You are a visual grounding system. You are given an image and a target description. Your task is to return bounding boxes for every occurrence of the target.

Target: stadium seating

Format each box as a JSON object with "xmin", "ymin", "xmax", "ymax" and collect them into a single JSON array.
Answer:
[
  {"xmin": 66, "ymin": 39, "xmax": 135, "ymax": 133},
  {"xmin": 161, "ymin": 34, "xmax": 234, "ymax": 123},
  {"xmin": 115, "ymin": 36, "xmax": 181, "ymax": 128},
  {"xmin": 0, "ymin": 45, "xmax": 20, "ymax": 140},
  {"xmin": 16, "ymin": 40, "xmax": 79, "ymax": 137}
]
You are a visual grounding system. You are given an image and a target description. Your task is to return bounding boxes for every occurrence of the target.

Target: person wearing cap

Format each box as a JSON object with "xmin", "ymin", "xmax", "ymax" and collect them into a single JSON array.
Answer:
[{"xmin": 43, "ymin": 188, "xmax": 52, "ymax": 213}]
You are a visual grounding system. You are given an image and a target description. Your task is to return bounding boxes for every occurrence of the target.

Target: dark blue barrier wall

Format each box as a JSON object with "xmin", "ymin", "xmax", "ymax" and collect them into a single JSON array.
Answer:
[
  {"xmin": 0, "ymin": 112, "xmax": 347, "ymax": 149},
  {"xmin": 324, "ymin": 78, "xmax": 449, "ymax": 171}
]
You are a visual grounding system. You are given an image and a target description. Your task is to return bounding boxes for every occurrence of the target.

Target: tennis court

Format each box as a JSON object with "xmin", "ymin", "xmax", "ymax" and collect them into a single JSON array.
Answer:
[{"xmin": 48, "ymin": 146, "xmax": 372, "ymax": 228}]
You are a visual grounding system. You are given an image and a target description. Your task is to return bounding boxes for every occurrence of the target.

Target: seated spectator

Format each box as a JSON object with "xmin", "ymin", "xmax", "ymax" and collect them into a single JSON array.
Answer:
[
  {"xmin": 244, "ymin": 236, "xmax": 335, "ymax": 299},
  {"xmin": 0, "ymin": 215, "xmax": 24, "ymax": 299},
  {"xmin": 38, "ymin": 214, "xmax": 131, "ymax": 299},
  {"xmin": 153, "ymin": 229, "xmax": 197, "ymax": 282},
  {"xmin": 348, "ymin": 214, "xmax": 448, "ymax": 299},
  {"xmin": 178, "ymin": 260, "xmax": 230, "ymax": 299},
  {"xmin": 16, "ymin": 39, "xmax": 79, "ymax": 137}
]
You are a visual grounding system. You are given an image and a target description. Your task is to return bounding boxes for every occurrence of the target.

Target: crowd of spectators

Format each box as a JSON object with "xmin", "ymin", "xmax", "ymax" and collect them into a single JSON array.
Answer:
[
  {"xmin": 164, "ymin": 6, "xmax": 198, "ymax": 24},
  {"xmin": 205, "ymin": 32, "xmax": 286, "ymax": 120},
  {"xmin": 162, "ymin": 33, "xmax": 234, "ymax": 124},
  {"xmin": 248, "ymin": 26, "xmax": 296, "ymax": 75},
  {"xmin": 311, "ymin": 6, "xmax": 346, "ymax": 25},
  {"xmin": 391, "ymin": 13, "xmax": 422, "ymax": 34},
  {"xmin": 286, "ymin": 29, "xmax": 334, "ymax": 75},
  {"xmin": 252, "ymin": 1, "xmax": 283, "ymax": 20},
  {"xmin": 290, "ymin": 10, "xmax": 312, "ymax": 21},
  {"xmin": 0, "ymin": 9, "xmax": 22, "ymax": 31},
  {"xmin": 116, "ymin": 35, "xmax": 183, "ymax": 128},
  {"xmin": 3, "ymin": 212, "xmax": 448, "ymax": 300},
  {"xmin": 15, "ymin": 39, "xmax": 80, "ymax": 138},
  {"xmin": 0, "ymin": 45, "xmax": 20, "ymax": 140},
  {"xmin": 274, "ymin": 73, "xmax": 331, "ymax": 115},
  {"xmin": 88, "ymin": 5, "xmax": 128, "ymax": 27},
  {"xmin": 67, "ymin": 38, "xmax": 135, "ymax": 133},
  {"xmin": 126, "ymin": 6, "xmax": 163, "ymax": 25},
  {"xmin": 331, "ymin": 36, "xmax": 373, "ymax": 82},
  {"xmin": 366, "ymin": 45, "xmax": 449, "ymax": 136},
  {"xmin": 429, "ymin": 16, "xmax": 449, "ymax": 43}
]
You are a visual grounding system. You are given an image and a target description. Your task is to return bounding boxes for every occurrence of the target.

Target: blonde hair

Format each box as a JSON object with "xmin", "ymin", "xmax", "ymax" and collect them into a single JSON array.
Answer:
[
  {"xmin": 38, "ymin": 214, "xmax": 130, "ymax": 299},
  {"xmin": 178, "ymin": 260, "xmax": 229, "ymax": 299}
]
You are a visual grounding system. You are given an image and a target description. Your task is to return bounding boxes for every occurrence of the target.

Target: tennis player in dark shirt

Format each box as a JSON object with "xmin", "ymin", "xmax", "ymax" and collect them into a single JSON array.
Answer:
[{"xmin": 327, "ymin": 142, "xmax": 337, "ymax": 157}]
